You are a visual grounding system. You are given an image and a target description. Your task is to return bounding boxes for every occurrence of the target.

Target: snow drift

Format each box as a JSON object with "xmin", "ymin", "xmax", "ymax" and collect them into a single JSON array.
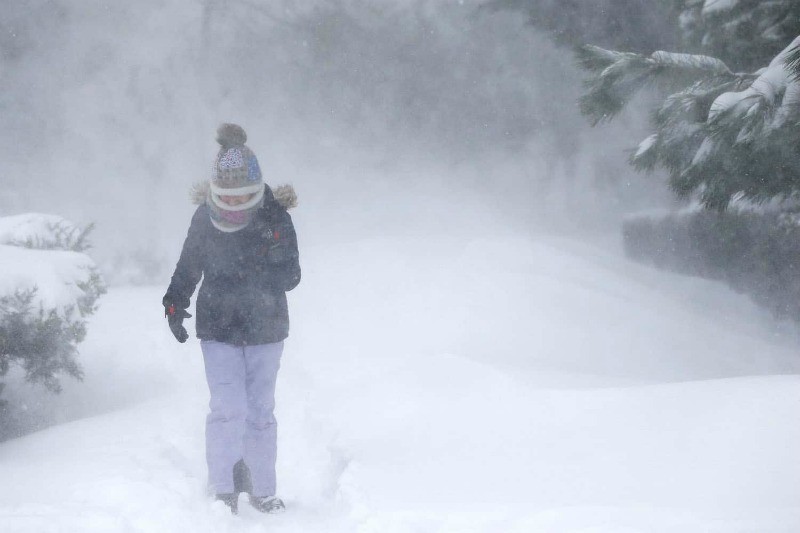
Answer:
[{"xmin": 1, "ymin": 232, "xmax": 798, "ymax": 532}]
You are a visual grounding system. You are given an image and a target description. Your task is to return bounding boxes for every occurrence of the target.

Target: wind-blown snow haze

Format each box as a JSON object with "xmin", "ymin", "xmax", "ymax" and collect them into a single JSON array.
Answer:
[{"xmin": 1, "ymin": 1, "xmax": 798, "ymax": 532}]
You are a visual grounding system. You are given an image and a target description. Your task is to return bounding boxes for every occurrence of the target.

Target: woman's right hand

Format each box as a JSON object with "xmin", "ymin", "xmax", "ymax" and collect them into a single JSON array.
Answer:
[{"xmin": 164, "ymin": 302, "xmax": 192, "ymax": 343}]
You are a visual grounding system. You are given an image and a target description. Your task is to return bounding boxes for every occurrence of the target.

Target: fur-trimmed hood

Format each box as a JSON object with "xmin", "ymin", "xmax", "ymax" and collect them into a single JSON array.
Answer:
[{"xmin": 190, "ymin": 181, "xmax": 298, "ymax": 210}]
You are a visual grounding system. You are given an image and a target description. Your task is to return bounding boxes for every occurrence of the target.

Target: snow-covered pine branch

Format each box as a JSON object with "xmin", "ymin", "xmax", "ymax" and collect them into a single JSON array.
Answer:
[
  {"xmin": 701, "ymin": 0, "xmax": 739, "ymax": 16},
  {"xmin": 681, "ymin": 36, "xmax": 800, "ymax": 208},
  {"xmin": 579, "ymin": 30, "xmax": 800, "ymax": 210},
  {"xmin": 680, "ymin": 0, "xmax": 800, "ymax": 71},
  {"xmin": 783, "ymin": 42, "xmax": 800, "ymax": 82},
  {"xmin": 576, "ymin": 45, "xmax": 736, "ymax": 125},
  {"xmin": 629, "ymin": 77, "xmax": 751, "ymax": 181}
]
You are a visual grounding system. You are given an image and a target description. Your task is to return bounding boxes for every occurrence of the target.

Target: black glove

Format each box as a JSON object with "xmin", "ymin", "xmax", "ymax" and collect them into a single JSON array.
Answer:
[{"xmin": 164, "ymin": 302, "xmax": 192, "ymax": 343}]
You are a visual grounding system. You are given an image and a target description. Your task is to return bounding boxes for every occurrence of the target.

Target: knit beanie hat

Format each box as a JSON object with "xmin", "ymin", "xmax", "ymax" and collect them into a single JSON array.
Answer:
[{"xmin": 207, "ymin": 123, "xmax": 265, "ymax": 233}]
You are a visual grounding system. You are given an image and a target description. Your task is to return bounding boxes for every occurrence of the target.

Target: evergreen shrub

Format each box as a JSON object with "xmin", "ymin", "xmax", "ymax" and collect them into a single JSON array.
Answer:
[
  {"xmin": 623, "ymin": 209, "xmax": 800, "ymax": 320},
  {"xmin": 0, "ymin": 216, "xmax": 105, "ymax": 439}
]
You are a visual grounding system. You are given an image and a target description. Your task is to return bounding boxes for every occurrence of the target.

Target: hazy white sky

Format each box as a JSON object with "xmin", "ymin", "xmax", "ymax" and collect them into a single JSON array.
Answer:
[{"xmin": 1, "ymin": 0, "xmax": 669, "ymax": 281}]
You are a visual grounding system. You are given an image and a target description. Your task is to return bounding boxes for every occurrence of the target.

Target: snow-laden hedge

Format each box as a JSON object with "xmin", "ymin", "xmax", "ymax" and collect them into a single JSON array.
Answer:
[
  {"xmin": 623, "ymin": 208, "xmax": 800, "ymax": 320},
  {"xmin": 0, "ymin": 214, "xmax": 106, "ymax": 437}
]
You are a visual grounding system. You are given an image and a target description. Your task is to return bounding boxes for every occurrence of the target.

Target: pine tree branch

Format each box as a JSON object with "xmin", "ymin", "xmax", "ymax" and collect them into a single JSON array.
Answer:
[
  {"xmin": 785, "ymin": 43, "xmax": 800, "ymax": 81},
  {"xmin": 576, "ymin": 45, "xmax": 736, "ymax": 125}
]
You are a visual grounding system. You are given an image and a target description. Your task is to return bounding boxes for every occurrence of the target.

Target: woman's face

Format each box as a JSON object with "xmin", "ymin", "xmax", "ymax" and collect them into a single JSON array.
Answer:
[{"xmin": 218, "ymin": 193, "xmax": 255, "ymax": 206}]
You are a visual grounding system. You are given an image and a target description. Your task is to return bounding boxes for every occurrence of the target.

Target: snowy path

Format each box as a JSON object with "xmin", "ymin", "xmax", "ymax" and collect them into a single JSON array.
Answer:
[{"xmin": 1, "ymin": 235, "xmax": 799, "ymax": 532}]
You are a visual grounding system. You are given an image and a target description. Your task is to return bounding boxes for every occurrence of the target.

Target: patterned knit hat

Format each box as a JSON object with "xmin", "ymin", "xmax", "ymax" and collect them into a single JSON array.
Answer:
[{"xmin": 208, "ymin": 123, "xmax": 265, "ymax": 232}]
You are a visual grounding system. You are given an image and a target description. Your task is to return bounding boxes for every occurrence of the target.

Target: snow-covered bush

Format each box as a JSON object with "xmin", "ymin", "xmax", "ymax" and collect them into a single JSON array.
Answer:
[
  {"xmin": 0, "ymin": 214, "xmax": 105, "ymax": 438},
  {"xmin": 624, "ymin": 207, "xmax": 800, "ymax": 320}
]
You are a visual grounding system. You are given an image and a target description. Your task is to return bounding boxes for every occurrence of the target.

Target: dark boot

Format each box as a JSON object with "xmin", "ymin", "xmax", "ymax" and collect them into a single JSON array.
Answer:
[
  {"xmin": 249, "ymin": 495, "xmax": 285, "ymax": 514},
  {"xmin": 215, "ymin": 493, "xmax": 238, "ymax": 514},
  {"xmin": 233, "ymin": 459, "xmax": 253, "ymax": 496}
]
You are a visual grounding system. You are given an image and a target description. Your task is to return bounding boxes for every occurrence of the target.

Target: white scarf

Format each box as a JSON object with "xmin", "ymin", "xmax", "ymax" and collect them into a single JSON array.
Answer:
[{"xmin": 207, "ymin": 183, "xmax": 265, "ymax": 233}]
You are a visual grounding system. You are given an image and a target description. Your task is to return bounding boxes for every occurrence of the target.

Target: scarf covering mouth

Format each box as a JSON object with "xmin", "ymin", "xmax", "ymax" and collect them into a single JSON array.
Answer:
[{"xmin": 207, "ymin": 183, "xmax": 265, "ymax": 233}]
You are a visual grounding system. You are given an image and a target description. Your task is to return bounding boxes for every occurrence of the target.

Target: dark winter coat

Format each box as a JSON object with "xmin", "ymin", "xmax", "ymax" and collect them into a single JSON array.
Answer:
[{"xmin": 163, "ymin": 185, "xmax": 301, "ymax": 346}]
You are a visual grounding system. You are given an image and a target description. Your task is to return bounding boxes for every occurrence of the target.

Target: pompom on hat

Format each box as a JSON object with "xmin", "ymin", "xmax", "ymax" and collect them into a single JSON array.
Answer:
[{"xmin": 216, "ymin": 123, "xmax": 247, "ymax": 148}]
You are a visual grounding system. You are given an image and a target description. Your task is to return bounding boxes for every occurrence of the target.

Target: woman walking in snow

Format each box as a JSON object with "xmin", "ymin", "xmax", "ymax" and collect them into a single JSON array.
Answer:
[{"xmin": 163, "ymin": 123, "xmax": 300, "ymax": 514}]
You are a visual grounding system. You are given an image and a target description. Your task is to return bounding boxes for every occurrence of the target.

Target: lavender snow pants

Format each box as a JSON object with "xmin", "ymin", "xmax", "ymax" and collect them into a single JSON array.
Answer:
[{"xmin": 200, "ymin": 340, "xmax": 283, "ymax": 497}]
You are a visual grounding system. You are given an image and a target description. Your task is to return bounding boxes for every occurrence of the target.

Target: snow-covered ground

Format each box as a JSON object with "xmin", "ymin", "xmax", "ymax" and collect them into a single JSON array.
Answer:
[{"xmin": 1, "ymin": 234, "xmax": 799, "ymax": 532}]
